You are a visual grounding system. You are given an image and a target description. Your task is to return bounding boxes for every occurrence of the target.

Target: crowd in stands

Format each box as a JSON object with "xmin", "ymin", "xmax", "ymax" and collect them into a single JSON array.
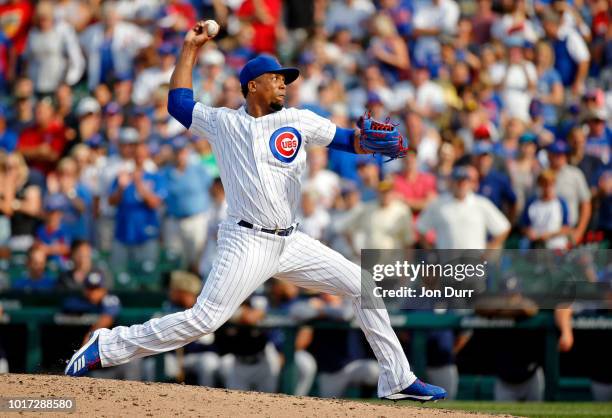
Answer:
[{"xmin": 0, "ymin": 0, "xmax": 610, "ymax": 401}]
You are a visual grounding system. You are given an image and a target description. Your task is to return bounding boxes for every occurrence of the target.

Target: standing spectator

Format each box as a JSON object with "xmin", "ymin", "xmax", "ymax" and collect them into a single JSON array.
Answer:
[
  {"xmin": 403, "ymin": 112, "xmax": 442, "ymax": 171},
  {"xmin": 12, "ymin": 244, "xmax": 56, "ymax": 291},
  {"xmin": 508, "ymin": 132, "xmax": 540, "ymax": 214},
  {"xmin": 408, "ymin": 63, "xmax": 447, "ymax": 121},
  {"xmin": 434, "ymin": 141, "xmax": 457, "ymax": 194},
  {"xmin": 24, "ymin": 1, "xmax": 84, "ymax": 95},
  {"xmin": 393, "ymin": 149, "xmax": 437, "ymax": 217},
  {"xmin": 108, "ymin": 142, "xmax": 166, "ymax": 270},
  {"xmin": 367, "ymin": 13, "xmax": 409, "ymax": 85},
  {"xmin": 417, "ymin": 166, "xmax": 511, "ymax": 249},
  {"xmin": 132, "ymin": 44, "xmax": 177, "ymax": 106},
  {"xmin": 547, "ymin": 141, "xmax": 592, "ymax": 245},
  {"xmin": 568, "ymin": 125, "xmax": 605, "ymax": 192},
  {"xmin": 534, "ymin": 41, "xmax": 564, "ymax": 129},
  {"xmin": 346, "ymin": 180, "xmax": 414, "ymax": 251},
  {"xmin": 236, "ymin": 0, "xmax": 282, "ymax": 54},
  {"xmin": 79, "ymin": 1, "xmax": 153, "ymax": 90},
  {"xmin": 0, "ymin": 107, "xmax": 18, "ymax": 152},
  {"xmin": 542, "ymin": 9, "xmax": 590, "ymax": 95},
  {"xmin": 46, "ymin": 157, "xmax": 93, "ymax": 242},
  {"xmin": 520, "ymin": 170, "xmax": 571, "ymax": 249},
  {"xmin": 582, "ymin": 108, "xmax": 610, "ymax": 165},
  {"xmin": 473, "ymin": 142, "xmax": 518, "ymax": 222},
  {"xmin": 0, "ymin": 152, "xmax": 41, "ymax": 251},
  {"xmin": 161, "ymin": 136, "xmax": 212, "ymax": 271},
  {"xmin": 17, "ymin": 97, "xmax": 66, "ymax": 176},
  {"xmin": 490, "ymin": 40, "xmax": 537, "ymax": 123}
]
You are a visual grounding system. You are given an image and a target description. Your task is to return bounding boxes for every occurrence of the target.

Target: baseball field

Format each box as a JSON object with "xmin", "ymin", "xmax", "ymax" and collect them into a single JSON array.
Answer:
[{"xmin": 4, "ymin": 374, "xmax": 611, "ymax": 417}]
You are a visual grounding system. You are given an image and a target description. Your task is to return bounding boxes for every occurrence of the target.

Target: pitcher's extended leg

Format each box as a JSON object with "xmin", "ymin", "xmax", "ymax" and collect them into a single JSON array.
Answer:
[
  {"xmin": 97, "ymin": 223, "xmax": 282, "ymax": 367},
  {"xmin": 277, "ymin": 232, "xmax": 415, "ymax": 398}
]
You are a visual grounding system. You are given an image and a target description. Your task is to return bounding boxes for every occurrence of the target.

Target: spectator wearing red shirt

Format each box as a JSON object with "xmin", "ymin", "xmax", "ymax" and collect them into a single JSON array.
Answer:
[
  {"xmin": 236, "ymin": 0, "xmax": 281, "ymax": 54},
  {"xmin": 17, "ymin": 97, "xmax": 66, "ymax": 175},
  {"xmin": 162, "ymin": 0, "xmax": 197, "ymax": 35},
  {"xmin": 393, "ymin": 149, "xmax": 437, "ymax": 216}
]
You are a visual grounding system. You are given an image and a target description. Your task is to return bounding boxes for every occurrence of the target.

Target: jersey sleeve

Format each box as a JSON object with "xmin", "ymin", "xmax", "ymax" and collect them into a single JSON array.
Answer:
[
  {"xmin": 190, "ymin": 102, "xmax": 220, "ymax": 143},
  {"xmin": 299, "ymin": 109, "xmax": 336, "ymax": 147}
]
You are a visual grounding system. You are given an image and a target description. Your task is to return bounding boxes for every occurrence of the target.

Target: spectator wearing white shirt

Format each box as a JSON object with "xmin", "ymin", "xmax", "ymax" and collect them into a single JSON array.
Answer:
[
  {"xmin": 298, "ymin": 189, "xmax": 331, "ymax": 241},
  {"xmin": 408, "ymin": 62, "xmax": 447, "ymax": 121},
  {"xmin": 491, "ymin": 0, "xmax": 539, "ymax": 45},
  {"xmin": 25, "ymin": 1, "xmax": 85, "ymax": 95},
  {"xmin": 489, "ymin": 39, "xmax": 537, "ymax": 123},
  {"xmin": 325, "ymin": 0, "xmax": 375, "ymax": 42},
  {"xmin": 80, "ymin": 1, "xmax": 153, "ymax": 90},
  {"xmin": 303, "ymin": 147, "xmax": 340, "ymax": 210},
  {"xmin": 412, "ymin": 0, "xmax": 460, "ymax": 67},
  {"xmin": 417, "ymin": 166, "xmax": 511, "ymax": 249},
  {"xmin": 132, "ymin": 44, "xmax": 176, "ymax": 106},
  {"xmin": 520, "ymin": 169, "xmax": 570, "ymax": 250}
]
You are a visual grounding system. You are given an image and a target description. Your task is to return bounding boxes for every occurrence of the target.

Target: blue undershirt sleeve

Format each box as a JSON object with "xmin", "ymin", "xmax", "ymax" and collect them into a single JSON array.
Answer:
[
  {"xmin": 168, "ymin": 88, "xmax": 196, "ymax": 129},
  {"xmin": 328, "ymin": 126, "xmax": 356, "ymax": 153}
]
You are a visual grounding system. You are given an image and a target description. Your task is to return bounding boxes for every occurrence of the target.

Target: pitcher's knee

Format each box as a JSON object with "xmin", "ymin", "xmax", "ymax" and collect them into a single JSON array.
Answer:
[{"xmin": 188, "ymin": 305, "xmax": 227, "ymax": 335}]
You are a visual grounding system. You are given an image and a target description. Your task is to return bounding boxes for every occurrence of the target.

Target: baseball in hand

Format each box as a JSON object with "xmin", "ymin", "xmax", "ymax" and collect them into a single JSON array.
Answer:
[{"xmin": 204, "ymin": 20, "xmax": 220, "ymax": 37}]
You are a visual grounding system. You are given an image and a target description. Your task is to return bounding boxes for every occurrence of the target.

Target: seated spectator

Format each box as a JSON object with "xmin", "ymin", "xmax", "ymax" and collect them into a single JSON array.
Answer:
[
  {"xmin": 108, "ymin": 142, "xmax": 166, "ymax": 271},
  {"xmin": 12, "ymin": 244, "xmax": 56, "ymax": 292},
  {"xmin": 473, "ymin": 142, "xmax": 517, "ymax": 222},
  {"xmin": 417, "ymin": 166, "xmax": 510, "ymax": 249},
  {"xmin": 62, "ymin": 270, "xmax": 120, "ymax": 344},
  {"xmin": 161, "ymin": 136, "xmax": 212, "ymax": 271},
  {"xmin": 58, "ymin": 240, "xmax": 100, "ymax": 290},
  {"xmin": 547, "ymin": 141, "xmax": 592, "ymax": 245},
  {"xmin": 367, "ymin": 13, "xmax": 410, "ymax": 85},
  {"xmin": 303, "ymin": 147, "xmax": 340, "ymax": 210},
  {"xmin": 534, "ymin": 41, "xmax": 564, "ymax": 129},
  {"xmin": 36, "ymin": 194, "xmax": 71, "ymax": 265},
  {"xmin": 0, "ymin": 152, "xmax": 42, "ymax": 252},
  {"xmin": 143, "ymin": 271, "xmax": 220, "ymax": 386},
  {"xmin": 520, "ymin": 170, "xmax": 571, "ymax": 249}
]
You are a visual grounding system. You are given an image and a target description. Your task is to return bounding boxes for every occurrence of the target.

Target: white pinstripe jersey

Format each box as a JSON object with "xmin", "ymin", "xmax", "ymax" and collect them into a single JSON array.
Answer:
[{"xmin": 190, "ymin": 103, "xmax": 337, "ymax": 228}]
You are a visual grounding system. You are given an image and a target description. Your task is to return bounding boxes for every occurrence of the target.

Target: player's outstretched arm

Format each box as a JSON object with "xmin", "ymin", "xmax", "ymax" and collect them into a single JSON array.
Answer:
[
  {"xmin": 168, "ymin": 20, "xmax": 217, "ymax": 129},
  {"xmin": 328, "ymin": 127, "xmax": 369, "ymax": 154}
]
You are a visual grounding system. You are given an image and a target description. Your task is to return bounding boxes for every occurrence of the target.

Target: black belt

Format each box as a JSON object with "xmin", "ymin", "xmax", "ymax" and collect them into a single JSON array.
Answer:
[{"xmin": 238, "ymin": 220, "xmax": 296, "ymax": 236}]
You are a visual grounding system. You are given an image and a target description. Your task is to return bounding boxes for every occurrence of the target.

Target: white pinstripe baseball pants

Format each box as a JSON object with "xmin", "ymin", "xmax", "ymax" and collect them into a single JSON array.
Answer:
[{"xmin": 97, "ymin": 221, "xmax": 416, "ymax": 397}]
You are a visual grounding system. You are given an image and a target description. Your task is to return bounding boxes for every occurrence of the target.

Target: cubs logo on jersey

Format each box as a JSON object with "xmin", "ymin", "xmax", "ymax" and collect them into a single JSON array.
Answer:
[{"xmin": 269, "ymin": 127, "xmax": 302, "ymax": 163}]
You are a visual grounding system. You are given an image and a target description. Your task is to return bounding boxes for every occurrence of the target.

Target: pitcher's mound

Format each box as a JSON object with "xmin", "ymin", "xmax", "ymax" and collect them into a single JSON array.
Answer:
[{"xmin": 1, "ymin": 374, "xmax": 508, "ymax": 417}]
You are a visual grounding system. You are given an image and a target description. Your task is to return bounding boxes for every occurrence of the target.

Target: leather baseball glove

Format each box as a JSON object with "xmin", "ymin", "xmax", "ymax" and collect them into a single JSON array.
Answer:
[{"xmin": 357, "ymin": 112, "xmax": 409, "ymax": 161}]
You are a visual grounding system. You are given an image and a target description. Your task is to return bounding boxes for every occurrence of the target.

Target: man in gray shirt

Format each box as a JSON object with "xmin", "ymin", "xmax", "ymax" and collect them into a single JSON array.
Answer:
[{"xmin": 547, "ymin": 141, "xmax": 592, "ymax": 245}]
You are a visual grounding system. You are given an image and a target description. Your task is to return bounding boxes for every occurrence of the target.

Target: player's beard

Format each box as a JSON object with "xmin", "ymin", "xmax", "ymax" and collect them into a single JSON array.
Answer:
[{"xmin": 270, "ymin": 101, "xmax": 283, "ymax": 112}]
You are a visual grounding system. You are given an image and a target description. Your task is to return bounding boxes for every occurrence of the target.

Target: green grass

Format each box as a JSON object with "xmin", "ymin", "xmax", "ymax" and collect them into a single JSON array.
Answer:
[{"xmin": 364, "ymin": 400, "xmax": 612, "ymax": 417}]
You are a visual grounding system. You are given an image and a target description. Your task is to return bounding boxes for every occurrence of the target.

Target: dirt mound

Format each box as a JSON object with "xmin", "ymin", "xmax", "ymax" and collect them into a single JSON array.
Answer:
[{"xmin": 1, "ymin": 374, "xmax": 509, "ymax": 417}]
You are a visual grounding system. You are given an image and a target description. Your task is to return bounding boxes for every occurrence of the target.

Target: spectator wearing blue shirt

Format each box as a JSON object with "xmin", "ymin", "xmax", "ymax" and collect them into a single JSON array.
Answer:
[
  {"xmin": 46, "ymin": 157, "xmax": 94, "ymax": 241},
  {"xmin": 12, "ymin": 245, "xmax": 56, "ymax": 292},
  {"xmin": 62, "ymin": 270, "xmax": 121, "ymax": 345},
  {"xmin": 0, "ymin": 107, "xmax": 18, "ymax": 152},
  {"xmin": 542, "ymin": 9, "xmax": 590, "ymax": 95},
  {"xmin": 534, "ymin": 41, "xmax": 564, "ymax": 129},
  {"xmin": 520, "ymin": 170, "xmax": 571, "ymax": 249},
  {"xmin": 109, "ymin": 142, "xmax": 166, "ymax": 270},
  {"xmin": 36, "ymin": 194, "xmax": 71, "ymax": 266},
  {"xmin": 161, "ymin": 136, "xmax": 212, "ymax": 270},
  {"xmin": 473, "ymin": 142, "xmax": 518, "ymax": 223}
]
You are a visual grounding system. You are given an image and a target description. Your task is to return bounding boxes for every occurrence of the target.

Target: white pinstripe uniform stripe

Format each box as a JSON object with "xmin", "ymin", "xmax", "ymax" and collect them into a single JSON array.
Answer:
[{"xmin": 96, "ymin": 104, "xmax": 416, "ymax": 397}]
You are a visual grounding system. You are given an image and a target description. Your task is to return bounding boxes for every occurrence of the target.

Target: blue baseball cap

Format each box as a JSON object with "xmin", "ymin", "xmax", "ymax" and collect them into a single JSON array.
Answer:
[
  {"xmin": 547, "ymin": 141, "xmax": 570, "ymax": 154},
  {"xmin": 519, "ymin": 132, "xmax": 538, "ymax": 144},
  {"xmin": 239, "ymin": 54, "xmax": 300, "ymax": 88},
  {"xmin": 473, "ymin": 142, "xmax": 493, "ymax": 156}
]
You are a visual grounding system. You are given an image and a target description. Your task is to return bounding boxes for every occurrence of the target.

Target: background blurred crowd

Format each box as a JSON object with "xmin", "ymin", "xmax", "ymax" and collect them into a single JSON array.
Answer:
[{"xmin": 0, "ymin": 0, "xmax": 610, "ymax": 402}]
